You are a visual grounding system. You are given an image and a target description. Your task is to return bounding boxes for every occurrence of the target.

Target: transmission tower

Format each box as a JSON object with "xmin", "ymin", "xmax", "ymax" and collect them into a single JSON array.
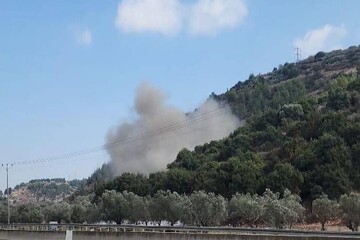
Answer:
[
  {"xmin": 294, "ymin": 47, "xmax": 301, "ymax": 63},
  {"xmin": 2, "ymin": 163, "xmax": 13, "ymax": 224}
]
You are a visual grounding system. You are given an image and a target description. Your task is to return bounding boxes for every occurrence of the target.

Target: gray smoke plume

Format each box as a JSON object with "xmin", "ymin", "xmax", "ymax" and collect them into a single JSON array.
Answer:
[{"xmin": 106, "ymin": 82, "xmax": 241, "ymax": 176}]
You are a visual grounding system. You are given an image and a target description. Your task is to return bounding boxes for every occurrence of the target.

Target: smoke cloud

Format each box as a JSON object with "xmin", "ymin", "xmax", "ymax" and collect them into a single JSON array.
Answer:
[{"xmin": 106, "ymin": 82, "xmax": 241, "ymax": 176}]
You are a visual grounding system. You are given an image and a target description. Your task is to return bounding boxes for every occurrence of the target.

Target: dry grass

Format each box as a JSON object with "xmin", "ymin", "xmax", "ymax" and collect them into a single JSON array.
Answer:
[{"xmin": 294, "ymin": 220, "xmax": 352, "ymax": 232}]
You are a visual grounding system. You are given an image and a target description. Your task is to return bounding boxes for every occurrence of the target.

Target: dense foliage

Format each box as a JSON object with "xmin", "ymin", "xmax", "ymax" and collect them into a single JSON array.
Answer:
[
  {"xmin": 91, "ymin": 74, "xmax": 359, "ymax": 203},
  {"xmin": 14, "ymin": 178, "xmax": 86, "ymax": 200},
  {"xmin": 2, "ymin": 190, "xmax": 360, "ymax": 231},
  {"xmin": 312, "ymin": 194, "xmax": 339, "ymax": 230}
]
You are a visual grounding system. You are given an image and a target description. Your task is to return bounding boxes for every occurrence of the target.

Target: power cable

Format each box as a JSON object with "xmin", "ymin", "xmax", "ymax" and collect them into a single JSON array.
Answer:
[{"xmin": 12, "ymin": 105, "xmax": 234, "ymax": 165}]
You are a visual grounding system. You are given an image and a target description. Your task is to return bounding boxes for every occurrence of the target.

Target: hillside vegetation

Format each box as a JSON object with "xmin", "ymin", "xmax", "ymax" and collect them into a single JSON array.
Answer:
[
  {"xmin": 9, "ymin": 178, "xmax": 85, "ymax": 203},
  {"xmin": 87, "ymin": 46, "xmax": 360, "ymax": 202}
]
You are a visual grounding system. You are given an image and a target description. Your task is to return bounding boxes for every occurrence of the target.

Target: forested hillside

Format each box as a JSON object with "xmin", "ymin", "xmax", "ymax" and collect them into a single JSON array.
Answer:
[
  {"xmin": 87, "ymin": 45, "xmax": 360, "ymax": 203},
  {"xmin": 10, "ymin": 178, "xmax": 85, "ymax": 203},
  {"xmin": 217, "ymin": 45, "xmax": 360, "ymax": 118},
  {"xmin": 2, "ymin": 46, "xmax": 360, "ymax": 229}
]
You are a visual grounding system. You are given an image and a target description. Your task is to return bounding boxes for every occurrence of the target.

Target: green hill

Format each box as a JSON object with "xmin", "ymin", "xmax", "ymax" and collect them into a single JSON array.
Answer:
[
  {"xmin": 12, "ymin": 178, "xmax": 86, "ymax": 203},
  {"xmin": 88, "ymin": 46, "xmax": 360, "ymax": 202},
  {"xmin": 216, "ymin": 45, "xmax": 359, "ymax": 118}
]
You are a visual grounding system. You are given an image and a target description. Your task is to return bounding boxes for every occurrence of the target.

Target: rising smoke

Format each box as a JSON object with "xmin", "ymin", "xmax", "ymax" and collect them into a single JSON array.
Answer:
[{"xmin": 106, "ymin": 82, "xmax": 241, "ymax": 176}]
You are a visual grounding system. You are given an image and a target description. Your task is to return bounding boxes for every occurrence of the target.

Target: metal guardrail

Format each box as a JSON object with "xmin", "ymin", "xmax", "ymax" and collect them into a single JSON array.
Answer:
[{"xmin": 0, "ymin": 224, "xmax": 359, "ymax": 238}]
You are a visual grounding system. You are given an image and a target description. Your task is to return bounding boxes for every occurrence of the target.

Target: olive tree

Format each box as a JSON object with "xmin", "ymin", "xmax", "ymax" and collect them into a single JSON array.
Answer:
[
  {"xmin": 71, "ymin": 203, "xmax": 87, "ymax": 223},
  {"xmin": 312, "ymin": 194, "xmax": 339, "ymax": 231},
  {"xmin": 139, "ymin": 195, "xmax": 151, "ymax": 225},
  {"xmin": 0, "ymin": 204, "xmax": 7, "ymax": 223},
  {"xmin": 340, "ymin": 193, "xmax": 360, "ymax": 231},
  {"xmin": 122, "ymin": 191, "xmax": 140, "ymax": 224},
  {"xmin": 70, "ymin": 195, "xmax": 100, "ymax": 224},
  {"xmin": 99, "ymin": 190, "xmax": 128, "ymax": 224},
  {"xmin": 16, "ymin": 203, "xmax": 44, "ymax": 223},
  {"xmin": 280, "ymin": 189, "xmax": 304, "ymax": 229},
  {"xmin": 150, "ymin": 190, "xmax": 184, "ymax": 226},
  {"xmin": 262, "ymin": 189, "xmax": 304, "ymax": 229},
  {"xmin": 228, "ymin": 193, "xmax": 264, "ymax": 227},
  {"xmin": 262, "ymin": 189, "xmax": 287, "ymax": 228},
  {"xmin": 188, "ymin": 191, "xmax": 227, "ymax": 226},
  {"xmin": 44, "ymin": 202, "xmax": 71, "ymax": 223}
]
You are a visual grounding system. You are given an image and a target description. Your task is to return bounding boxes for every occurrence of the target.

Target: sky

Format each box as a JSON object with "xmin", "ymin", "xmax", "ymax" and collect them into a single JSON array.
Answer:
[{"xmin": 0, "ymin": 0, "xmax": 359, "ymax": 191}]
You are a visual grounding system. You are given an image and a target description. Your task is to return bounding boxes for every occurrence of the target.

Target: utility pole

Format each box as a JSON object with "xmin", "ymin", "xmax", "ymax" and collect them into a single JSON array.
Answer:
[
  {"xmin": 2, "ymin": 163, "xmax": 13, "ymax": 224},
  {"xmin": 294, "ymin": 47, "xmax": 301, "ymax": 63}
]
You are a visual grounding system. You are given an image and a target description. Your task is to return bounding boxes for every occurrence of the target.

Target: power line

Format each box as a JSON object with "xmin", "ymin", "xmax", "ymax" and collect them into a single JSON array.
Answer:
[
  {"xmin": 11, "ymin": 105, "xmax": 235, "ymax": 166},
  {"xmin": 20, "ymin": 115, "xmax": 239, "ymax": 171},
  {"xmin": 15, "ymin": 108, "xmax": 229, "ymax": 165}
]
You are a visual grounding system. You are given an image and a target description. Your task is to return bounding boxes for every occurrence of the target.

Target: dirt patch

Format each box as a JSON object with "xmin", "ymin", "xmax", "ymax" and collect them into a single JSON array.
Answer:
[{"xmin": 294, "ymin": 220, "xmax": 352, "ymax": 232}]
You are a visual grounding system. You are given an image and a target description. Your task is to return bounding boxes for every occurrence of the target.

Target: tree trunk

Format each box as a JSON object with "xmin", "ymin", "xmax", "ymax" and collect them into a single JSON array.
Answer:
[{"xmin": 321, "ymin": 222, "xmax": 325, "ymax": 231}]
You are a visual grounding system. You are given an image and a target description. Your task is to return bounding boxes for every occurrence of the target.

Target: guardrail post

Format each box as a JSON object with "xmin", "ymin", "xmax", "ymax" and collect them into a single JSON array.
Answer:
[{"xmin": 65, "ymin": 230, "xmax": 73, "ymax": 240}]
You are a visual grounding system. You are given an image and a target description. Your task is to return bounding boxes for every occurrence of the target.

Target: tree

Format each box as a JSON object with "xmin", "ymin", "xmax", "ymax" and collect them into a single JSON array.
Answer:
[
  {"xmin": 99, "ymin": 190, "xmax": 128, "ymax": 224},
  {"xmin": 84, "ymin": 202, "xmax": 100, "ymax": 224},
  {"xmin": 179, "ymin": 195, "xmax": 194, "ymax": 225},
  {"xmin": 169, "ymin": 148, "xmax": 200, "ymax": 171},
  {"xmin": 71, "ymin": 204, "xmax": 86, "ymax": 223},
  {"xmin": 149, "ymin": 193, "xmax": 164, "ymax": 226},
  {"xmin": 70, "ymin": 196, "xmax": 98, "ymax": 223},
  {"xmin": 262, "ymin": 189, "xmax": 303, "ymax": 229},
  {"xmin": 192, "ymin": 161, "xmax": 221, "ymax": 194},
  {"xmin": 0, "ymin": 204, "xmax": 7, "ymax": 223},
  {"xmin": 228, "ymin": 193, "xmax": 264, "ymax": 227},
  {"xmin": 327, "ymin": 88, "xmax": 350, "ymax": 110},
  {"xmin": 150, "ymin": 190, "xmax": 184, "ymax": 226},
  {"xmin": 279, "ymin": 104, "xmax": 304, "ymax": 121},
  {"xmin": 262, "ymin": 189, "xmax": 286, "ymax": 229},
  {"xmin": 111, "ymin": 173, "xmax": 150, "ymax": 196},
  {"xmin": 351, "ymin": 143, "xmax": 360, "ymax": 188},
  {"xmin": 280, "ymin": 189, "xmax": 304, "ymax": 229},
  {"xmin": 122, "ymin": 191, "xmax": 144, "ymax": 224},
  {"xmin": 347, "ymin": 75, "xmax": 360, "ymax": 91},
  {"xmin": 339, "ymin": 193, "xmax": 360, "ymax": 231},
  {"xmin": 297, "ymin": 134, "xmax": 353, "ymax": 200},
  {"xmin": 314, "ymin": 51, "xmax": 326, "ymax": 60},
  {"xmin": 188, "ymin": 191, "xmax": 227, "ymax": 226},
  {"xmin": 16, "ymin": 203, "xmax": 44, "ymax": 223},
  {"xmin": 139, "ymin": 196, "xmax": 151, "ymax": 225},
  {"xmin": 217, "ymin": 152, "xmax": 265, "ymax": 198},
  {"xmin": 313, "ymin": 134, "xmax": 352, "ymax": 199},
  {"xmin": 165, "ymin": 168, "xmax": 193, "ymax": 194},
  {"xmin": 249, "ymin": 73, "xmax": 255, "ymax": 80},
  {"xmin": 148, "ymin": 172, "xmax": 167, "ymax": 195},
  {"xmin": 312, "ymin": 194, "xmax": 339, "ymax": 231},
  {"xmin": 266, "ymin": 163, "xmax": 303, "ymax": 195},
  {"xmin": 44, "ymin": 202, "xmax": 71, "ymax": 223}
]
